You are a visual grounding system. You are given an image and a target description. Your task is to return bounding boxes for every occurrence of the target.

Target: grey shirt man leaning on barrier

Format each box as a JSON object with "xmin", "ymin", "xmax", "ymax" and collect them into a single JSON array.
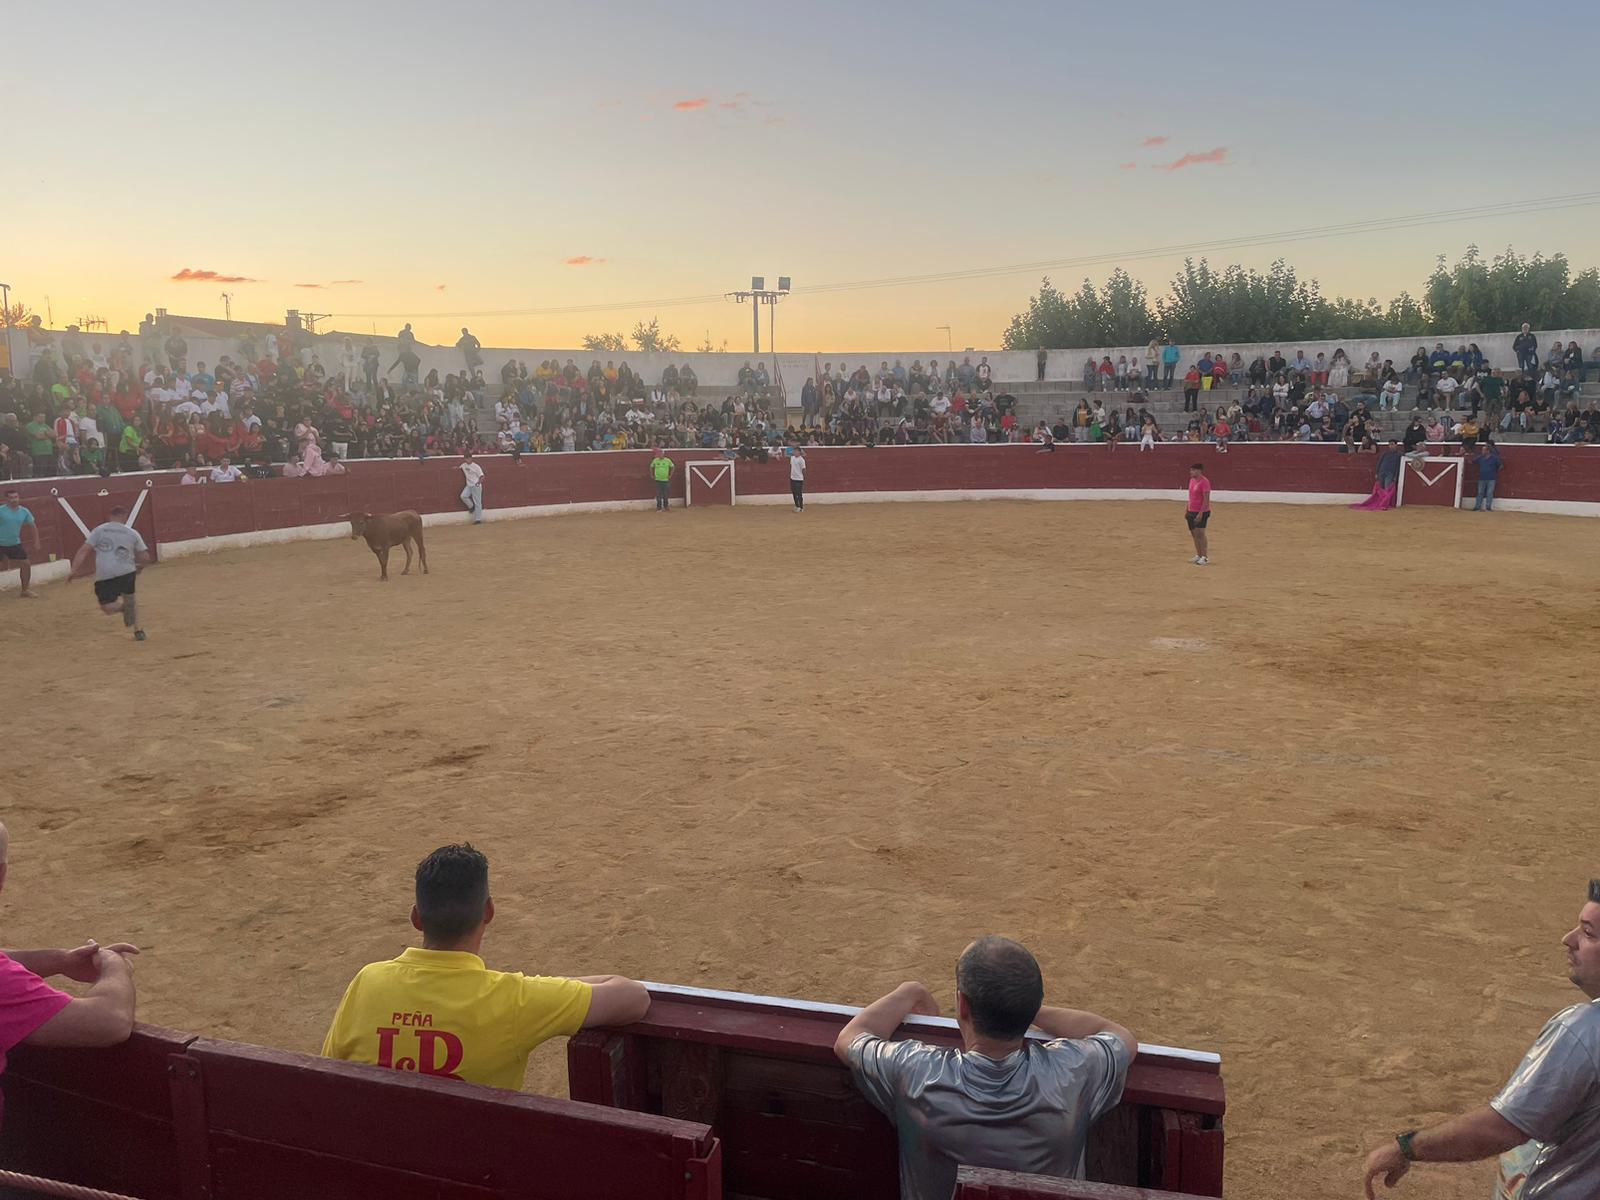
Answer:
[
  {"xmin": 1363, "ymin": 879, "xmax": 1600, "ymax": 1199},
  {"xmin": 834, "ymin": 936, "xmax": 1135, "ymax": 1200}
]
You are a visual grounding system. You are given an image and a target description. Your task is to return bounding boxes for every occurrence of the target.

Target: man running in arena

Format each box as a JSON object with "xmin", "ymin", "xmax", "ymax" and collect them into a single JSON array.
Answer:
[
  {"xmin": 323, "ymin": 843, "xmax": 650, "ymax": 1089},
  {"xmin": 458, "ymin": 452, "xmax": 485, "ymax": 524},
  {"xmin": 0, "ymin": 488, "xmax": 39, "ymax": 598},
  {"xmin": 68, "ymin": 504, "xmax": 151, "ymax": 641},
  {"xmin": 1186, "ymin": 462, "xmax": 1212, "ymax": 565}
]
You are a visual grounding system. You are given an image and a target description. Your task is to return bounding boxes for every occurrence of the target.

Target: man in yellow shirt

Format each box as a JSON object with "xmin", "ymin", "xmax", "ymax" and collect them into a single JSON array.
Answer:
[{"xmin": 322, "ymin": 844, "xmax": 650, "ymax": 1090}]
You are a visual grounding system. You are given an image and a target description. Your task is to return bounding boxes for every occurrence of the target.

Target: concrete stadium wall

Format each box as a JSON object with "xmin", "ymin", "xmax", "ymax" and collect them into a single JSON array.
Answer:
[
  {"xmin": 16, "ymin": 326, "xmax": 1600, "ymax": 392},
  {"xmin": 6, "ymin": 443, "xmax": 1598, "ymax": 591}
]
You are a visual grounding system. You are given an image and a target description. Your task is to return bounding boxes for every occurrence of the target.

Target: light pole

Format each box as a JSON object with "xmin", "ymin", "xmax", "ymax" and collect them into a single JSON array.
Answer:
[
  {"xmin": 0, "ymin": 282, "xmax": 12, "ymax": 378},
  {"xmin": 937, "ymin": 325, "xmax": 952, "ymax": 353},
  {"xmin": 725, "ymin": 276, "xmax": 790, "ymax": 355},
  {"xmin": 221, "ymin": 292, "xmax": 233, "ymax": 322}
]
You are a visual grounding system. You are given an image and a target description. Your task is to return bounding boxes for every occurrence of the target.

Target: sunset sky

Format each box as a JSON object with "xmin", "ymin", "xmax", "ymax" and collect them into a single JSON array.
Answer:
[{"xmin": 8, "ymin": 0, "xmax": 1599, "ymax": 352}]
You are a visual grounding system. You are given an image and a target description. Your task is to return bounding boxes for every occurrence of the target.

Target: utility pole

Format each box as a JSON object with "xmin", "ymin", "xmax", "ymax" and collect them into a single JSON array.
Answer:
[
  {"xmin": 221, "ymin": 292, "xmax": 233, "ymax": 322},
  {"xmin": 0, "ymin": 282, "xmax": 13, "ymax": 377},
  {"xmin": 724, "ymin": 276, "xmax": 790, "ymax": 355},
  {"xmin": 937, "ymin": 325, "xmax": 952, "ymax": 353}
]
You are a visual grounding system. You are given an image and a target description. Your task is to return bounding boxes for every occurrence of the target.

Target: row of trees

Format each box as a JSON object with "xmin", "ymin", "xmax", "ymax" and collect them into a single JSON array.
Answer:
[
  {"xmin": 1001, "ymin": 247, "xmax": 1600, "ymax": 349},
  {"xmin": 580, "ymin": 318, "xmax": 730, "ymax": 355}
]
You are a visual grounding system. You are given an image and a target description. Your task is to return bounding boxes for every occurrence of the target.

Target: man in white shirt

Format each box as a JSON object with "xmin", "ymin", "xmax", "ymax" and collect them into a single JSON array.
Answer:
[
  {"xmin": 788, "ymin": 446, "xmax": 807, "ymax": 512},
  {"xmin": 458, "ymin": 452, "xmax": 485, "ymax": 524},
  {"xmin": 208, "ymin": 458, "xmax": 243, "ymax": 484},
  {"xmin": 1434, "ymin": 375, "xmax": 1459, "ymax": 411},
  {"xmin": 68, "ymin": 505, "xmax": 152, "ymax": 641},
  {"xmin": 171, "ymin": 395, "xmax": 202, "ymax": 419}
]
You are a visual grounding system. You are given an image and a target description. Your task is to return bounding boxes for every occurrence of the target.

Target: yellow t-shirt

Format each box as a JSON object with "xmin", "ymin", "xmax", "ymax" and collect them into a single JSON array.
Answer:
[{"xmin": 321, "ymin": 947, "xmax": 592, "ymax": 1090}]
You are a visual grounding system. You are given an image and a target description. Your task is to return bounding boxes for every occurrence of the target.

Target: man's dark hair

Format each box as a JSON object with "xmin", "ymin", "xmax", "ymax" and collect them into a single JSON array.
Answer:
[
  {"xmin": 1190, "ymin": 462, "xmax": 1204, "ymax": 471},
  {"xmin": 1588, "ymin": 879, "xmax": 1600, "ymax": 905},
  {"xmin": 415, "ymin": 843, "xmax": 489, "ymax": 942},
  {"xmin": 109, "ymin": 505, "xmax": 127, "ymax": 518},
  {"xmin": 957, "ymin": 936, "xmax": 1044, "ymax": 1039}
]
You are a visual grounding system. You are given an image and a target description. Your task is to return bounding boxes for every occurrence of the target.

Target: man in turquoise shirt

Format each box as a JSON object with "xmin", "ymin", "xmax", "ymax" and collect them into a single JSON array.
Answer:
[
  {"xmin": 649, "ymin": 448, "xmax": 674, "ymax": 512},
  {"xmin": 1161, "ymin": 342, "xmax": 1182, "ymax": 390},
  {"xmin": 0, "ymin": 488, "xmax": 39, "ymax": 598}
]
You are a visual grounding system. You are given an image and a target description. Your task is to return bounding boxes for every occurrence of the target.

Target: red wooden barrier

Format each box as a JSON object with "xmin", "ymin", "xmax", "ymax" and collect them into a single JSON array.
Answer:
[
  {"xmin": 6, "ymin": 443, "xmax": 1597, "ymax": 578},
  {"xmin": 567, "ymin": 986, "xmax": 1224, "ymax": 1200},
  {"xmin": 0, "ymin": 1025, "xmax": 722, "ymax": 1200},
  {"xmin": 956, "ymin": 1165, "xmax": 1206, "ymax": 1198}
]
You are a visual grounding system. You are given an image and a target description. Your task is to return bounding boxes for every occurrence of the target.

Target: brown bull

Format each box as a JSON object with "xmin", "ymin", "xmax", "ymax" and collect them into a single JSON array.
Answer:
[{"xmin": 346, "ymin": 511, "xmax": 428, "ymax": 581}]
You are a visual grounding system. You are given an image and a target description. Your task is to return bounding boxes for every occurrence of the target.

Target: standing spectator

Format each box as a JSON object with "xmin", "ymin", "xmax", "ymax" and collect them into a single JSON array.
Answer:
[
  {"xmin": 788, "ymin": 445, "xmax": 807, "ymax": 512},
  {"xmin": 1182, "ymin": 366, "xmax": 1201, "ymax": 413},
  {"xmin": 1145, "ymin": 339, "xmax": 1161, "ymax": 386},
  {"xmin": 164, "ymin": 327, "xmax": 188, "ymax": 373},
  {"xmin": 1161, "ymin": 339, "xmax": 1181, "ymax": 388},
  {"xmin": 648, "ymin": 447, "xmax": 673, "ymax": 512},
  {"xmin": 975, "ymin": 356, "xmax": 992, "ymax": 393},
  {"xmin": 834, "ymin": 937, "xmax": 1133, "ymax": 1200},
  {"xmin": 456, "ymin": 328, "xmax": 483, "ymax": 377},
  {"xmin": 0, "ymin": 488, "xmax": 39, "ymax": 598},
  {"xmin": 322, "ymin": 843, "xmax": 650, "ymax": 1090},
  {"xmin": 1513, "ymin": 323, "xmax": 1539, "ymax": 376},
  {"xmin": 1081, "ymin": 358, "xmax": 1098, "ymax": 393},
  {"xmin": 24, "ymin": 413, "xmax": 55, "ymax": 478},
  {"xmin": 1362, "ymin": 880, "xmax": 1600, "ymax": 1199},
  {"xmin": 1472, "ymin": 441, "xmax": 1502, "ymax": 511},
  {"xmin": 458, "ymin": 451, "xmax": 484, "ymax": 524},
  {"xmin": 360, "ymin": 339, "xmax": 381, "ymax": 392}
]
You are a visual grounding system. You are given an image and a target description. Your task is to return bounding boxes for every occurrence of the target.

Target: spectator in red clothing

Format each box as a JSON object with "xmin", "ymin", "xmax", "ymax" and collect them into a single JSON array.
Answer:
[{"xmin": 0, "ymin": 822, "xmax": 140, "ymax": 1125}]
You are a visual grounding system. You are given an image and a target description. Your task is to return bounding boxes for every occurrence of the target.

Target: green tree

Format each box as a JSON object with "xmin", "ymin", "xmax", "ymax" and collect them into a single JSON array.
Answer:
[
  {"xmin": 1001, "ymin": 271, "xmax": 1154, "ymax": 349},
  {"xmin": 1422, "ymin": 246, "xmax": 1599, "ymax": 333},
  {"xmin": 580, "ymin": 331, "xmax": 627, "ymax": 352},
  {"xmin": 630, "ymin": 317, "xmax": 682, "ymax": 353}
]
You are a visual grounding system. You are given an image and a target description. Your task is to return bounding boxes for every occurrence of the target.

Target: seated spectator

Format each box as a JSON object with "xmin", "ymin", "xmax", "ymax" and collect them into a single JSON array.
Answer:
[
  {"xmin": 834, "ymin": 937, "xmax": 1134, "ymax": 1200},
  {"xmin": 0, "ymin": 821, "xmax": 140, "ymax": 1112},
  {"xmin": 322, "ymin": 843, "xmax": 650, "ymax": 1089}
]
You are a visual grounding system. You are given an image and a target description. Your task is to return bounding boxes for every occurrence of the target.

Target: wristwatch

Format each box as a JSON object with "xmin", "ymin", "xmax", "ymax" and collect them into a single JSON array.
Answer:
[{"xmin": 1396, "ymin": 1130, "xmax": 1418, "ymax": 1161}]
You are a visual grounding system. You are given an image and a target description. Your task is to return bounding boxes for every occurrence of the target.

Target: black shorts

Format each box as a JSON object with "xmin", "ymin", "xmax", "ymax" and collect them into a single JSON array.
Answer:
[
  {"xmin": 1186, "ymin": 510, "xmax": 1211, "ymax": 530},
  {"xmin": 93, "ymin": 573, "xmax": 137, "ymax": 605},
  {"xmin": 0, "ymin": 544, "xmax": 26, "ymax": 561}
]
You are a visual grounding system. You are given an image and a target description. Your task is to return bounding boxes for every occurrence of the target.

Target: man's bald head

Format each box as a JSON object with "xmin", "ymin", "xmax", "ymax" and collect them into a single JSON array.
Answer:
[{"xmin": 956, "ymin": 935, "xmax": 1044, "ymax": 1040}]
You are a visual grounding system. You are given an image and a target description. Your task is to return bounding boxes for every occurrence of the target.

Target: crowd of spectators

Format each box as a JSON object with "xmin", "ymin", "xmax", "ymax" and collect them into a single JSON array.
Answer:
[{"xmin": 3, "ymin": 319, "xmax": 1596, "ymax": 481}]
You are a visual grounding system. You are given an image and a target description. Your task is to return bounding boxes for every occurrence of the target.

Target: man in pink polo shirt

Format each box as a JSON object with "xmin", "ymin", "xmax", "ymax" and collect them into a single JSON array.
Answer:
[
  {"xmin": 0, "ymin": 822, "xmax": 140, "ymax": 1125},
  {"xmin": 1186, "ymin": 462, "xmax": 1212, "ymax": 565}
]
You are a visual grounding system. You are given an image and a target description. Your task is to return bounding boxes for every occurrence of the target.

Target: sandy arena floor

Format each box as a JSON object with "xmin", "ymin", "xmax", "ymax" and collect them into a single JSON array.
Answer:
[{"xmin": 3, "ymin": 498, "xmax": 1597, "ymax": 1199}]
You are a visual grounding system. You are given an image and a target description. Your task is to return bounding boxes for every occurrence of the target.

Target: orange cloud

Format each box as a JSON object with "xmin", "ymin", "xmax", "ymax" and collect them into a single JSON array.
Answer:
[
  {"xmin": 435, "ymin": 284, "xmax": 447, "ymax": 292},
  {"xmin": 1155, "ymin": 147, "xmax": 1229, "ymax": 171},
  {"xmin": 171, "ymin": 267, "xmax": 259, "ymax": 283},
  {"xmin": 564, "ymin": 256, "xmax": 606, "ymax": 266},
  {"xmin": 1119, "ymin": 161, "xmax": 1137, "ymax": 170},
  {"xmin": 294, "ymin": 283, "xmax": 325, "ymax": 289},
  {"xmin": 673, "ymin": 98, "xmax": 709, "ymax": 111},
  {"xmin": 1141, "ymin": 135, "xmax": 1170, "ymax": 147},
  {"xmin": 331, "ymin": 279, "xmax": 363, "ymax": 285}
]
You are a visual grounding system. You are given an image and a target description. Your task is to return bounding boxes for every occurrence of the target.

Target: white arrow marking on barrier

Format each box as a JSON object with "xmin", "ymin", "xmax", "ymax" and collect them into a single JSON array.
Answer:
[{"xmin": 55, "ymin": 496, "xmax": 90, "ymax": 537}]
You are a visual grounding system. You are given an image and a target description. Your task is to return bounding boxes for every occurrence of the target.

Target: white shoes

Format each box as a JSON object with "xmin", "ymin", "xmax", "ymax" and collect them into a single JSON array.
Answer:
[{"xmin": 1195, "ymin": 556, "xmax": 1209, "ymax": 565}]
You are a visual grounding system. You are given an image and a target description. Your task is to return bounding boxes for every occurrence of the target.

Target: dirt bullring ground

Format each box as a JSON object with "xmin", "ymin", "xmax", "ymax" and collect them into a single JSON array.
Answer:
[{"xmin": 5, "ymin": 499, "xmax": 1596, "ymax": 1200}]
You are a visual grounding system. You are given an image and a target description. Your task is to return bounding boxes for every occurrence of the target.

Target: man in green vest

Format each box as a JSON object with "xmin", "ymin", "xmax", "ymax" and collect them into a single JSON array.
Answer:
[{"xmin": 649, "ymin": 447, "xmax": 674, "ymax": 512}]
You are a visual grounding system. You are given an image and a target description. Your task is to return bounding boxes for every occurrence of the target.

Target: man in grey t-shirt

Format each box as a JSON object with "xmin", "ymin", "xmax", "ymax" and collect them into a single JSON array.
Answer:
[
  {"xmin": 1362, "ymin": 880, "xmax": 1600, "ymax": 1199},
  {"xmin": 833, "ymin": 936, "xmax": 1135, "ymax": 1200},
  {"xmin": 68, "ymin": 505, "xmax": 152, "ymax": 641}
]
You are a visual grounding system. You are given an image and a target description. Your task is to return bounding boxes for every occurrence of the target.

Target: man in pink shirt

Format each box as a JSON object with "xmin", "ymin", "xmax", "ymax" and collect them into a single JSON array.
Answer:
[
  {"xmin": 0, "ymin": 822, "xmax": 140, "ymax": 1126},
  {"xmin": 1186, "ymin": 463, "xmax": 1212, "ymax": 565}
]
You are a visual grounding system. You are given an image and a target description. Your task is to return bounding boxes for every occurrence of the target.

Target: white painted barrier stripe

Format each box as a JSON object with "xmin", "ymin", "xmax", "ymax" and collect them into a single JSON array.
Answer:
[
  {"xmin": 641, "ymin": 981, "xmax": 1222, "ymax": 1065},
  {"xmin": 54, "ymin": 496, "xmax": 90, "ymax": 538}
]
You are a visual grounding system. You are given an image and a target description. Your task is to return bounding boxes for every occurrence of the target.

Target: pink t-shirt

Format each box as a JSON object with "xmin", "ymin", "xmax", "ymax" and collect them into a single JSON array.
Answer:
[
  {"xmin": 1188, "ymin": 477, "xmax": 1212, "ymax": 512},
  {"xmin": 0, "ymin": 954, "xmax": 72, "ymax": 1123}
]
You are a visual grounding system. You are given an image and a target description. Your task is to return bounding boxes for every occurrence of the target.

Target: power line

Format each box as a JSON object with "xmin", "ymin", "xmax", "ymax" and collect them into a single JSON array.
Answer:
[{"xmin": 328, "ymin": 191, "xmax": 1600, "ymax": 322}]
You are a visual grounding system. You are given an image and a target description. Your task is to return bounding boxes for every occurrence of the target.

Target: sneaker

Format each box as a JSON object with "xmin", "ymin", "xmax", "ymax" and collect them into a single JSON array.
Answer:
[
  {"xmin": 18, "ymin": 589, "xmax": 38, "ymax": 599},
  {"xmin": 1190, "ymin": 555, "xmax": 1202, "ymax": 564},
  {"xmin": 134, "ymin": 630, "xmax": 147, "ymax": 641},
  {"xmin": 1196, "ymin": 556, "xmax": 1210, "ymax": 565}
]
